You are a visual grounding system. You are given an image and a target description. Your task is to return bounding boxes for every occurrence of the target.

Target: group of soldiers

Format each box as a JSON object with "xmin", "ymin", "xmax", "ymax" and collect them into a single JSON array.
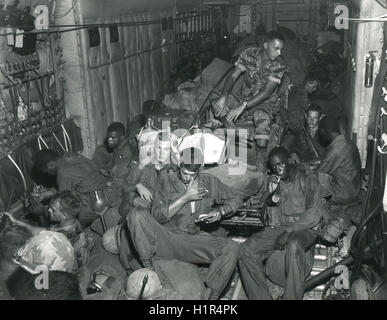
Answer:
[{"xmin": 0, "ymin": 30, "xmax": 362, "ymax": 300}]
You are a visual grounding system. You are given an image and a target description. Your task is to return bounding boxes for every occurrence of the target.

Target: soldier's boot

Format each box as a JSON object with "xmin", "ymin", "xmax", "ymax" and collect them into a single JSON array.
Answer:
[{"xmin": 253, "ymin": 109, "xmax": 271, "ymax": 172}]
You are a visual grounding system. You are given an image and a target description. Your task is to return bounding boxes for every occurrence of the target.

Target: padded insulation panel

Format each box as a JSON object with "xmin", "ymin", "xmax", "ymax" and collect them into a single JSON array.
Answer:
[
  {"xmin": 148, "ymin": 11, "xmax": 164, "ymax": 100},
  {"xmin": 161, "ymin": 10, "xmax": 171, "ymax": 85},
  {"xmin": 57, "ymin": 0, "xmax": 217, "ymax": 157},
  {"xmin": 54, "ymin": 0, "xmax": 91, "ymax": 154}
]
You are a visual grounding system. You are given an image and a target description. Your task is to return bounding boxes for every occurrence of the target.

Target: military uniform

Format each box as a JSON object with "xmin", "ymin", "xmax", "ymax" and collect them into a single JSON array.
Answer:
[
  {"xmin": 57, "ymin": 153, "xmax": 122, "ymax": 228},
  {"xmin": 318, "ymin": 135, "xmax": 362, "ymax": 226},
  {"xmin": 289, "ymin": 127, "xmax": 327, "ymax": 163},
  {"xmin": 235, "ymin": 47, "xmax": 286, "ymax": 114},
  {"xmin": 239, "ymin": 167, "xmax": 329, "ymax": 300},
  {"xmin": 119, "ymin": 162, "xmax": 178, "ymax": 272},
  {"xmin": 122, "ymin": 162, "xmax": 164, "ymax": 206},
  {"xmin": 119, "ymin": 161, "xmax": 178, "ymax": 214},
  {"xmin": 110, "ymin": 136, "xmax": 139, "ymax": 186},
  {"xmin": 216, "ymin": 46, "xmax": 287, "ymax": 169},
  {"xmin": 286, "ymin": 86, "xmax": 311, "ymax": 129},
  {"xmin": 92, "ymin": 136, "xmax": 138, "ymax": 183},
  {"xmin": 91, "ymin": 144, "xmax": 114, "ymax": 173},
  {"xmin": 127, "ymin": 170, "xmax": 242, "ymax": 298}
]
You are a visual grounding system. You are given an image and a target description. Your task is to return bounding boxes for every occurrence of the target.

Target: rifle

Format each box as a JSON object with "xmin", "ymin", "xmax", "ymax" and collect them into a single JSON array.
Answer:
[
  {"xmin": 302, "ymin": 126, "xmax": 321, "ymax": 160},
  {"xmin": 285, "ymin": 119, "xmax": 320, "ymax": 160}
]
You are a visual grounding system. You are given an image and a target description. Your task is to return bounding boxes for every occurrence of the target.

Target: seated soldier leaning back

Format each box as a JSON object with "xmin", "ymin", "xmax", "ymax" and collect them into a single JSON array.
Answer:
[
  {"xmin": 287, "ymin": 104, "xmax": 327, "ymax": 165},
  {"xmin": 239, "ymin": 147, "xmax": 329, "ymax": 300},
  {"xmin": 127, "ymin": 147, "xmax": 242, "ymax": 300},
  {"xmin": 118, "ymin": 131, "xmax": 180, "ymax": 272},
  {"xmin": 33, "ymin": 149, "xmax": 122, "ymax": 229},
  {"xmin": 120, "ymin": 131, "xmax": 179, "ymax": 214},
  {"xmin": 213, "ymin": 31, "xmax": 287, "ymax": 169},
  {"xmin": 92, "ymin": 121, "xmax": 138, "ymax": 185}
]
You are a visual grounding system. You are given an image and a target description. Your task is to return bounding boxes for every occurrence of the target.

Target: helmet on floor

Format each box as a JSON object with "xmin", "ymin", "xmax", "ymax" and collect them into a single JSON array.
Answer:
[
  {"xmin": 125, "ymin": 268, "xmax": 163, "ymax": 300},
  {"xmin": 102, "ymin": 225, "xmax": 121, "ymax": 255},
  {"xmin": 13, "ymin": 231, "xmax": 76, "ymax": 274}
]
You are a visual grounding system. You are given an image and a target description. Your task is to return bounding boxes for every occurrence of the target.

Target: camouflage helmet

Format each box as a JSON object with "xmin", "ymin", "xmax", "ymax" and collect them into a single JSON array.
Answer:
[
  {"xmin": 13, "ymin": 231, "xmax": 76, "ymax": 274},
  {"xmin": 125, "ymin": 268, "xmax": 163, "ymax": 300},
  {"xmin": 102, "ymin": 225, "xmax": 121, "ymax": 255}
]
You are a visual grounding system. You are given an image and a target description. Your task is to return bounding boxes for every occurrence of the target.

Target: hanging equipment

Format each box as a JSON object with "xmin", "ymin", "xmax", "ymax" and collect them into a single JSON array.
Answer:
[
  {"xmin": 51, "ymin": 131, "xmax": 66, "ymax": 152},
  {"xmin": 37, "ymin": 134, "xmax": 49, "ymax": 150},
  {"xmin": 365, "ymin": 52, "xmax": 377, "ymax": 88},
  {"xmin": 7, "ymin": 154, "xmax": 28, "ymax": 201},
  {"xmin": 61, "ymin": 123, "xmax": 72, "ymax": 152}
]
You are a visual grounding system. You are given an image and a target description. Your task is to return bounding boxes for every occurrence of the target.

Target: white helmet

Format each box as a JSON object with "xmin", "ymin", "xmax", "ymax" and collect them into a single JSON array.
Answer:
[
  {"xmin": 102, "ymin": 226, "xmax": 121, "ymax": 255},
  {"xmin": 13, "ymin": 231, "xmax": 76, "ymax": 274},
  {"xmin": 125, "ymin": 268, "xmax": 163, "ymax": 300}
]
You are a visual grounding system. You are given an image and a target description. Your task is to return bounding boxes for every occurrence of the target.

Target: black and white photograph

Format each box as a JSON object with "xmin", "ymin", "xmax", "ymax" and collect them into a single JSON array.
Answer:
[{"xmin": 0, "ymin": 0, "xmax": 386, "ymax": 306}]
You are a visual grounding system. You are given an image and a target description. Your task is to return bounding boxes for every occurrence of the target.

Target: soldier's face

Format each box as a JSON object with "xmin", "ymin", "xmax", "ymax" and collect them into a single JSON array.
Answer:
[
  {"xmin": 264, "ymin": 39, "xmax": 284, "ymax": 60},
  {"xmin": 179, "ymin": 167, "xmax": 198, "ymax": 185},
  {"xmin": 269, "ymin": 155, "xmax": 289, "ymax": 180},
  {"xmin": 306, "ymin": 111, "xmax": 321, "ymax": 129},
  {"xmin": 305, "ymin": 80, "xmax": 318, "ymax": 94},
  {"xmin": 45, "ymin": 161, "xmax": 58, "ymax": 175},
  {"xmin": 155, "ymin": 139, "xmax": 171, "ymax": 164},
  {"xmin": 106, "ymin": 131, "xmax": 122, "ymax": 149},
  {"xmin": 48, "ymin": 200, "xmax": 65, "ymax": 223}
]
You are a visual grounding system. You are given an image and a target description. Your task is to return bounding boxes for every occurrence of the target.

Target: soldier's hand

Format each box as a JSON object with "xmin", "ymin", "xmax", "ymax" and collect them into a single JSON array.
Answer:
[
  {"xmin": 268, "ymin": 175, "xmax": 281, "ymax": 193},
  {"xmin": 214, "ymin": 96, "xmax": 226, "ymax": 116},
  {"xmin": 184, "ymin": 180, "xmax": 208, "ymax": 202},
  {"xmin": 227, "ymin": 103, "xmax": 246, "ymax": 122},
  {"xmin": 136, "ymin": 183, "xmax": 153, "ymax": 202},
  {"xmin": 202, "ymin": 210, "xmax": 222, "ymax": 224}
]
